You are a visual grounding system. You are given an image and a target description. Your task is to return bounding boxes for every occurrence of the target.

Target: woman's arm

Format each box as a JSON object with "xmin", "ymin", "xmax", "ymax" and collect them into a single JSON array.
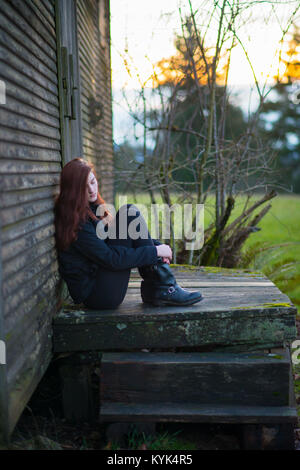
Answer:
[{"xmin": 72, "ymin": 220, "xmax": 159, "ymax": 271}]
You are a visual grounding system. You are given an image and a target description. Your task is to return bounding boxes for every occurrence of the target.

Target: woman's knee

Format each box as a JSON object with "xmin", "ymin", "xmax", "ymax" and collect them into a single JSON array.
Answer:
[
  {"xmin": 115, "ymin": 204, "xmax": 150, "ymax": 244},
  {"xmin": 116, "ymin": 204, "xmax": 143, "ymax": 231},
  {"xmin": 118, "ymin": 203, "xmax": 140, "ymax": 217}
]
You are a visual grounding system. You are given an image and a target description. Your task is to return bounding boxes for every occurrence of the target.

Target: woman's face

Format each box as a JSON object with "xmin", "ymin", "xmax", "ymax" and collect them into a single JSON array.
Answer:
[{"xmin": 87, "ymin": 171, "xmax": 98, "ymax": 203}]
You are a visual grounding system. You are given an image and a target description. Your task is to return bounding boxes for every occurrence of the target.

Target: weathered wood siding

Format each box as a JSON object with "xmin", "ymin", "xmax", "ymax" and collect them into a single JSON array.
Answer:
[
  {"xmin": 0, "ymin": 0, "xmax": 114, "ymax": 440},
  {"xmin": 0, "ymin": 0, "xmax": 62, "ymax": 438},
  {"xmin": 77, "ymin": 0, "xmax": 114, "ymax": 204}
]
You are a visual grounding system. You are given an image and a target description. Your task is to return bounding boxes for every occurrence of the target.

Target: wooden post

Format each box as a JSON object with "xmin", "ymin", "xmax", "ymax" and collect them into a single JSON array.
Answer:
[
  {"xmin": 242, "ymin": 424, "xmax": 295, "ymax": 450},
  {"xmin": 57, "ymin": 352, "xmax": 101, "ymax": 423}
]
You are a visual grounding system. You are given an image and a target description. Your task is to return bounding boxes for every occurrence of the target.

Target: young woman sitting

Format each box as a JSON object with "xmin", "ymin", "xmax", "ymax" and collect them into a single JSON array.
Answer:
[{"xmin": 54, "ymin": 158, "xmax": 203, "ymax": 309}]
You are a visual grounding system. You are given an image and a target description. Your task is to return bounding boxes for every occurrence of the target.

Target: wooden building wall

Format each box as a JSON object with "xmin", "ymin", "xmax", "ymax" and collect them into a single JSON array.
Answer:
[
  {"xmin": 0, "ymin": 0, "xmax": 114, "ymax": 440},
  {"xmin": 77, "ymin": 0, "xmax": 114, "ymax": 204},
  {"xmin": 0, "ymin": 0, "xmax": 62, "ymax": 439}
]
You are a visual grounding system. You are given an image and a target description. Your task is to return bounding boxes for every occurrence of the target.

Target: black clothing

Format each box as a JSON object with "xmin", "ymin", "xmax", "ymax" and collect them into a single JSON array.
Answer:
[{"xmin": 57, "ymin": 203, "xmax": 161, "ymax": 307}]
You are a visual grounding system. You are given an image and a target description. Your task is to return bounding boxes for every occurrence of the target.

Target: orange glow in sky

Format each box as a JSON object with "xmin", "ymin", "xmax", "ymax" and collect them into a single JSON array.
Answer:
[{"xmin": 110, "ymin": 0, "xmax": 300, "ymax": 90}]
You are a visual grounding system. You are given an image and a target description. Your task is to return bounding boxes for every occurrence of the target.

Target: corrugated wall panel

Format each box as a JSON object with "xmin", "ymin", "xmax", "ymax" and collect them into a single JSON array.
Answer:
[
  {"xmin": 77, "ymin": 0, "xmax": 114, "ymax": 204},
  {"xmin": 1, "ymin": 222, "xmax": 54, "ymax": 262},
  {"xmin": 0, "ymin": 0, "xmax": 61, "ymax": 436}
]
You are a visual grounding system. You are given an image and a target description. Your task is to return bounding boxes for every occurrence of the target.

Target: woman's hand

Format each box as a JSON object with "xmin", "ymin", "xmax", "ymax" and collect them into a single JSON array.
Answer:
[{"xmin": 156, "ymin": 244, "xmax": 172, "ymax": 262}]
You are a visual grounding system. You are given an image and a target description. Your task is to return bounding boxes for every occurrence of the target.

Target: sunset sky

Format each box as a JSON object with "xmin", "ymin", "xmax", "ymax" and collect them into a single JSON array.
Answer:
[
  {"xmin": 110, "ymin": 0, "xmax": 299, "ymax": 88},
  {"xmin": 109, "ymin": 0, "xmax": 299, "ymax": 142}
]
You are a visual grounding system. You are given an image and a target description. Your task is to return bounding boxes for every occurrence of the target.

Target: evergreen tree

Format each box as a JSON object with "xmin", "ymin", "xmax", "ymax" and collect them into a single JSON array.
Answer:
[
  {"xmin": 150, "ymin": 30, "xmax": 248, "ymax": 189},
  {"xmin": 258, "ymin": 27, "xmax": 300, "ymax": 192}
]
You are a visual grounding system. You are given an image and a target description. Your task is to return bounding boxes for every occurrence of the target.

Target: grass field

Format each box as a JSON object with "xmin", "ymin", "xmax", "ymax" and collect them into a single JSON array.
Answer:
[
  {"xmin": 116, "ymin": 191, "xmax": 300, "ymax": 314},
  {"xmin": 238, "ymin": 194, "xmax": 300, "ymax": 315},
  {"xmin": 203, "ymin": 193, "xmax": 300, "ymax": 314}
]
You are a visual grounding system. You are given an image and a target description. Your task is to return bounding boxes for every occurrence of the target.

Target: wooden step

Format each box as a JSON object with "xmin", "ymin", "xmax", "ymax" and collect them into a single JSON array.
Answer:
[
  {"xmin": 53, "ymin": 296, "xmax": 296, "ymax": 353},
  {"xmin": 99, "ymin": 402, "xmax": 298, "ymax": 424},
  {"xmin": 53, "ymin": 266, "xmax": 297, "ymax": 352},
  {"xmin": 100, "ymin": 351, "xmax": 291, "ymax": 409}
]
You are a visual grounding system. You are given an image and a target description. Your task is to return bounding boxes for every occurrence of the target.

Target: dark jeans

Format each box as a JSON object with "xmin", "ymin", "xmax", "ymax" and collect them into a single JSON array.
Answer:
[{"xmin": 83, "ymin": 204, "xmax": 155, "ymax": 309}]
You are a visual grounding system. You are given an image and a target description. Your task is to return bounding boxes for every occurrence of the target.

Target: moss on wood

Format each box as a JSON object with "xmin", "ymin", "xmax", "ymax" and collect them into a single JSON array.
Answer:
[
  {"xmin": 231, "ymin": 302, "xmax": 293, "ymax": 310},
  {"xmin": 170, "ymin": 264, "xmax": 263, "ymax": 277}
]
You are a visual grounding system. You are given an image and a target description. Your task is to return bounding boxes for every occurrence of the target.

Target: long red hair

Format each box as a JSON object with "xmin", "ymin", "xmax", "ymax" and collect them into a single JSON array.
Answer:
[{"xmin": 54, "ymin": 158, "xmax": 110, "ymax": 251}]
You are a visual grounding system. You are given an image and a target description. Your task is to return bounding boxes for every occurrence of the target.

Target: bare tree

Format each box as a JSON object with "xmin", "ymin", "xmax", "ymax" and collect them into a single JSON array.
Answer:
[{"xmin": 114, "ymin": 0, "xmax": 300, "ymax": 267}]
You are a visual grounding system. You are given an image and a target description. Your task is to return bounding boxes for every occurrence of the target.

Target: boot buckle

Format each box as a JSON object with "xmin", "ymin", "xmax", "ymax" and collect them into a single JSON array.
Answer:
[{"xmin": 168, "ymin": 286, "xmax": 176, "ymax": 294}]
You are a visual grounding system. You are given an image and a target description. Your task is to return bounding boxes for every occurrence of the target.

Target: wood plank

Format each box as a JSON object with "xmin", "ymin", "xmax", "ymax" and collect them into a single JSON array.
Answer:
[
  {"xmin": 0, "ymin": 197, "xmax": 56, "ymax": 226},
  {"xmin": 0, "ymin": 68, "xmax": 58, "ymax": 109},
  {"xmin": 30, "ymin": 0, "xmax": 56, "ymax": 30},
  {"xmin": 0, "ymin": 128, "xmax": 60, "ymax": 151},
  {"xmin": 53, "ymin": 288, "xmax": 297, "ymax": 352},
  {"xmin": 58, "ymin": 285, "xmax": 295, "ymax": 317},
  {"xmin": 1, "ymin": 0, "xmax": 57, "ymax": 53},
  {"xmin": 0, "ymin": 13, "xmax": 57, "ymax": 78},
  {"xmin": 6, "ymin": 308, "xmax": 53, "ymax": 387},
  {"xmin": 0, "ymin": 109, "xmax": 60, "ymax": 140},
  {"xmin": 128, "ymin": 284, "xmax": 293, "ymax": 308},
  {"xmin": 40, "ymin": 0, "xmax": 55, "ymax": 18},
  {"xmin": 58, "ymin": 282, "xmax": 294, "ymax": 318},
  {"xmin": 4, "ymin": 258, "xmax": 58, "ymax": 320},
  {"xmin": 2, "ymin": 236, "xmax": 55, "ymax": 279},
  {"xmin": 130, "ymin": 266, "xmax": 267, "ymax": 280},
  {"xmin": 100, "ymin": 351, "xmax": 290, "ymax": 407},
  {"xmin": 7, "ymin": 328, "xmax": 53, "ymax": 436},
  {"xmin": 0, "ymin": 64, "xmax": 58, "ymax": 107},
  {"xmin": 0, "ymin": 173, "xmax": 59, "ymax": 192},
  {"xmin": 3, "ymin": 249, "xmax": 57, "ymax": 298},
  {"xmin": 0, "ymin": 97, "xmax": 60, "ymax": 131},
  {"xmin": 6, "ymin": 288, "xmax": 59, "ymax": 387},
  {"xmin": 128, "ymin": 281, "xmax": 274, "ymax": 288},
  {"xmin": 0, "ymin": 51, "xmax": 58, "ymax": 99},
  {"xmin": 1, "ymin": 222, "xmax": 54, "ymax": 262},
  {"xmin": 131, "ymin": 274, "xmax": 267, "ymax": 281},
  {"xmin": 0, "ymin": 187, "xmax": 59, "ymax": 210},
  {"xmin": 77, "ymin": 0, "xmax": 114, "ymax": 204},
  {"xmin": 0, "ymin": 79, "xmax": 59, "ymax": 119},
  {"xmin": 99, "ymin": 403, "xmax": 298, "ymax": 424},
  {"xmin": 0, "ymin": 214, "xmax": 8, "ymax": 444},
  {"xmin": 1, "ymin": 210, "xmax": 54, "ymax": 243},
  {"xmin": 0, "ymin": 159, "xmax": 61, "ymax": 175}
]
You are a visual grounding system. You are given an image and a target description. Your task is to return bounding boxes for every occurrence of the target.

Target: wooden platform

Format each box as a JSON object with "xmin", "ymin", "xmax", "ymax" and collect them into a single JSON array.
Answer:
[
  {"xmin": 52, "ymin": 265, "xmax": 298, "ymax": 449},
  {"xmin": 53, "ymin": 266, "xmax": 297, "ymax": 353}
]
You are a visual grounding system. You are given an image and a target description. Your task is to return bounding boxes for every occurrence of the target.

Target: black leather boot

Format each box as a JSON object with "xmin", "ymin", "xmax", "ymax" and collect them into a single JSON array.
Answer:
[{"xmin": 138, "ymin": 258, "xmax": 203, "ymax": 306}]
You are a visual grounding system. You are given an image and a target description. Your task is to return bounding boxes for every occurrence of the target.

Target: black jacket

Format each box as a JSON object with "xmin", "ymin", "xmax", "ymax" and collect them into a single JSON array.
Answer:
[{"xmin": 57, "ymin": 203, "xmax": 161, "ymax": 303}]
